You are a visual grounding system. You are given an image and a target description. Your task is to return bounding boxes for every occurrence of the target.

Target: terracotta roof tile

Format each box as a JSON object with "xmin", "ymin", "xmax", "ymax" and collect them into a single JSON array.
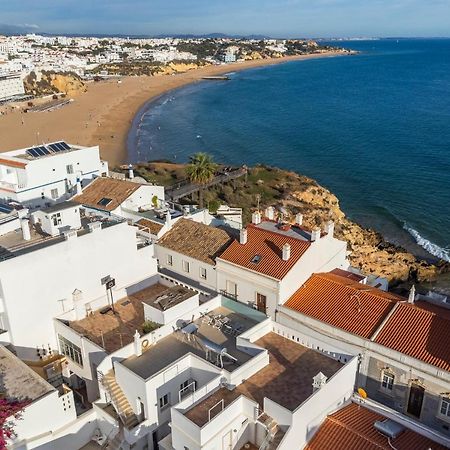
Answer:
[
  {"xmin": 158, "ymin": 218, "xmax": 232, "ymax": 265},
  {"xmin": 305, "ymin": 402, "xmax": 447, "ymax": 450},
  {"xmin": 137, "ymin": 218, "xmax": 163, "ymax": 235},
  {"xmin": 218, "ymin": 224, "xmax": 310, "ymax": 280},
  {"xmin": 375, "ymin": 302, "xmax": 450, "ymax": 372},
  {"xmin": 284, "ymin": 273, "xmax": 401, "ymax": 339},
  {"xmin": 73, "ymin": 177, "xmax": 141, "ymax": 211},
  {"xmin": 0, "ymin": 158, "xmax": 27, "ymax": 169}
]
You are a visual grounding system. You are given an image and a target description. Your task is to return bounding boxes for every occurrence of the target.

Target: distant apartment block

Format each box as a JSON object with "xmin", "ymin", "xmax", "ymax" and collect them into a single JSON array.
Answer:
[{"xmin": 0, "ymin": 71, "xmax": 25, "ymax": 101}]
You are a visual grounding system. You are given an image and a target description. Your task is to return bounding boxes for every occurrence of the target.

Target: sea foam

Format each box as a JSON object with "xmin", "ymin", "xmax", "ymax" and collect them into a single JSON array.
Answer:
[{"xmin": 403, "ymin": 224, "xmax": 450, "ymax": 262}]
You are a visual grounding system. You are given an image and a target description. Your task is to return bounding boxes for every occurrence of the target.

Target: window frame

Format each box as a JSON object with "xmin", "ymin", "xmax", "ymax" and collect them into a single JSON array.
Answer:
[
  {"xmin": 381, "ymin": 370, "xmax": 395, "ymax": 392},
  {"xmin": 439, "ymin": 397, "xmax": 450, "ymax": 419},
  {"xmin": 50, "ymin": 188, "xmax": 59, "ymax": 199},
  {"xmin": 58, "ymin": 334, "xmax": 83, "ymax": 367},
  {"xmin": 167, "ymin": 254, "xmax": 173, "ymax": 266},
  {"xmin": 159, "ymin": 393, "xmax": 170, "ymax": 410},
  {"xmin": 182, "ymin": 260, "xmax": 190, "ymax": 273},
  {"xmin": 200, "ymin": 267, "xmax": 207, "ymax": 280}
]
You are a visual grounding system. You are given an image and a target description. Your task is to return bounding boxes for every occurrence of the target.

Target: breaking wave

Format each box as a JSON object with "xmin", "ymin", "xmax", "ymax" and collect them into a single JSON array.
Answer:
[{"xmin": 403, "ymin": 224, "xmax": 450, "ymax": 262}]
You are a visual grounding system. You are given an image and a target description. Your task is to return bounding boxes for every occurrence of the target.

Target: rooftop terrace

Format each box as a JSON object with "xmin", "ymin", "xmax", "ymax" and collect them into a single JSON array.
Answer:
[
  {"xmin": 184, "ymin": 332, "xmax": 343, "ymax": 427},
  {"xmin": 121, "ymin": 306, "xmax": 258, "ymax": 379}
]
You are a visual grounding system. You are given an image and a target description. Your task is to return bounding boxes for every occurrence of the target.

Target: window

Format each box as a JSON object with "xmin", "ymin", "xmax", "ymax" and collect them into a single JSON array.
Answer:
[
  {"xmin": 58, "ymin": 335, "xmax": 83, "ymax": 366},
  {"xmin": 182, "ymin": 260, "xmax": 190, "ymax": 273},
  {"xmin": 159, "ymin": 393, "xmax": 170, "ymax": 409},
  {"xmin": 97, "ymin": 197, "xmax": 112, "ymax": 207},
  {"xmin": 51, "ymin": 188, "xmax": 58, "ymax": 199},
  {"xmin": 440, "ymin": 398, "xmax": 450, "ymax": 417},
  {"xmin": 200, "ymin": 267, "xmax": 207, "ymax": 280},
  {"xmin": 180, "ymin": 380, "xmax": 190, "ymax": 391},
  {"xmin": 66, "ymin": 164, "xmax": 74, "ymax": 174},
  {"xmin": 167, "ymin": 254, "xmax": 173, "ymax": 266},
  {"xmin": 52, "ymin": 212, "xmax": 62, "ymax": 226},
  {"xmin": 381, "ymin": 371, "xmax": 394, "ymax": 391}
]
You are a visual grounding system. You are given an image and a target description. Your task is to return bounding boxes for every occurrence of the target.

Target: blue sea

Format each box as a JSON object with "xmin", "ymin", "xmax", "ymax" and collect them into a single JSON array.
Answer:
[{"xmin": 129, "ymin": 39, "xmax": 450, "ymax": 264}]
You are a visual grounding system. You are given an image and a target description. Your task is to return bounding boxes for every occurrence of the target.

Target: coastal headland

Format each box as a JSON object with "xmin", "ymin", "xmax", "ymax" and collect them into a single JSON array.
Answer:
[{"xmin": 0, "ymin": 51, "xmax": 346, "ymax": 165}]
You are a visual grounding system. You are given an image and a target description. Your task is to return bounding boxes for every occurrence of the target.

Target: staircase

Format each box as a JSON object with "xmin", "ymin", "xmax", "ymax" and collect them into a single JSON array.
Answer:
[
  {"xmin": 101, "ymin": 370, "xmax": 139, "ymax": 429},
  {"xmin": 103, "ymin": 429, "xmax": 124, "ymax": 450},
  {"xmin": 258, "ymin": 413, "xmax": 283, "ymax": 450}
]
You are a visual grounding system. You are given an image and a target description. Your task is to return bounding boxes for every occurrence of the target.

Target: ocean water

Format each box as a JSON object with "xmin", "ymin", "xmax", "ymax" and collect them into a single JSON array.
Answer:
[{"xmin": 129, "ymin": 39, "xmax": 450, "ymax": 263}]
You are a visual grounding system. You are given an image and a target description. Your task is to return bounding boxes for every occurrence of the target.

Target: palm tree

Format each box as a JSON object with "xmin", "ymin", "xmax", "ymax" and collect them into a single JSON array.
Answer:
[{"xmin": 185, "ymin": 152, "xmax": 218, "ymax": 209}]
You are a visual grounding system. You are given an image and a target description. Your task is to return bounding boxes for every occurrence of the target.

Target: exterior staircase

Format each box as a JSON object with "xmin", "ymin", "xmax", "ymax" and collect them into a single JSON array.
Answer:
[
  {"xmin": 257, "ymin": 413, "xmax": 284, "ymax": 450},
  {"xmin": 101, "ymin": 370, "xmax": 139, "ymax": 429}
]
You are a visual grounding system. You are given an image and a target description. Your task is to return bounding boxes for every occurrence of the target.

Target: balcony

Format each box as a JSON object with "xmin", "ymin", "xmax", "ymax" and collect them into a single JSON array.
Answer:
[{"xmin": 220, "ymin": 289, "xmax": 238, "ymax": 301}]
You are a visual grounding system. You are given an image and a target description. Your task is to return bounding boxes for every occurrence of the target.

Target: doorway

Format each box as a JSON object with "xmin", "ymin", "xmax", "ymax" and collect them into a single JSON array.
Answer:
[
  {"xmin": 407, "ymin": 383, "xmax": 425, "ymax": 418},
  {"xmin": 256, "ymin": 293, "xmax": 267, "ymax": 314}
]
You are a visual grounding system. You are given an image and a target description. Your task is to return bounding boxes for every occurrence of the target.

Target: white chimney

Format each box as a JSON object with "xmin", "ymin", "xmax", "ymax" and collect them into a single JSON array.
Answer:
[
  {"xmin": 165, "ymin": 210, "xmax": 172, "ymax": 229},
  {"xmin": 88, "ymin": 221, "xmax": 102, "ymax": 233},
  {"xmin": 282, "ymin": 243, "xmax": 291, "ymax": 261},
  {"xmin": 64, "ymin": 229, "xmax": 77, "ymax": 241},
  {"xmin": 21, "ymin": 218, "xmax": 31, "ymax": 241},
  {"xmin": 311, "ymin": 228, "xmax": 321, "ymax": 242},
  {"xmin": 265, "ymin": 206, "xmax": 275, "ymax": 221},
  {"xmin": 75, "ymin": 180, "xmax": 82, "ymax": 195},
  {"xmin": 134, "ymin": 330, "xmax": 142, "ymax": 357},
  {"xmin": 408, "ymin": 285, "xmax": 416, "ymax": 304},
  {"xmin": 128, "ymin": 164, "xmax": 134, "ymax": 180},
  {"xmin": 240, "ymin": 228, "xmax": 248, "ymax": 245},
  {"xmin": 295, "ymin": 213, "xmax": 303, "ymax": 226},
  {"xmin": 252, "ymin": 211, "xmax": 262, "ymax": 225},
  {"xmin": 312, "ymin": 372, "xmax": 328, "ymax": 392},
  {"xmin": 325, "ymin": 221, "xmax": 335, "ymax": 237}
]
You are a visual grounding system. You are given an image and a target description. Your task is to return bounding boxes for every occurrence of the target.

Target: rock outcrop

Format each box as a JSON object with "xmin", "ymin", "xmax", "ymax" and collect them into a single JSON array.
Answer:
[{"xmin": 24, "ymin": 71, "xmax": 86, "ymax": 97}]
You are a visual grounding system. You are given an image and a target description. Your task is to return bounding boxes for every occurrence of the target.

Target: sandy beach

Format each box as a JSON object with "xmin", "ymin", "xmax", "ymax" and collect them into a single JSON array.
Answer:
[{"xmin": 0, "ymin": 52, "xmax": 344, "ymax": 166}]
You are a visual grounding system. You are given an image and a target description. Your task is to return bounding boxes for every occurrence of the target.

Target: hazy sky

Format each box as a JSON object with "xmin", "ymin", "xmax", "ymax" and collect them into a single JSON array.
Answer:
[{"xmin": 0, "ymin": 0, "xmax": 449, "ymax": 37}]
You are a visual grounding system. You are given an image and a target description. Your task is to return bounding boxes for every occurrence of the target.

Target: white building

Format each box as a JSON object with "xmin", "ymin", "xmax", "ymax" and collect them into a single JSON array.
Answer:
[
  {"xmin": 0, "ymin": 71, "xmax": 24, "ymax": 101},
  {"xmin": 216, "ymin": 209, "xmax": 348, "ymax": 317},
  {"xmin": 0, "ymin": 141, "xmax": 108, "ymax": 208},
  {"xmin": 0, "ymin": 205, "xmax": 157, "ymax": 363}
]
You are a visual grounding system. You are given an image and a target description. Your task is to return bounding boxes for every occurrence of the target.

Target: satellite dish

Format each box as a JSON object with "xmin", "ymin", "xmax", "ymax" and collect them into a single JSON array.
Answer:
[{"xmin": 357, "ymin": 387, "xmax": 368, "ymax": 399}]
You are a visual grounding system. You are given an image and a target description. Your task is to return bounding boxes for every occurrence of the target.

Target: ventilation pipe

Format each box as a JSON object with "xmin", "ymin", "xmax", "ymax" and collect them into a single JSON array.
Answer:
[
  {"xmin": 282, "ymin": 243, "xmax": 291, "ymax": 261},
  {"xmin": 240, "ymin": 228, "xmax": 248, "ymax": 245},
  {"xmin": 295, "ymin": 213, "xmax": 303, "ymax": 226},
  {"xmin": 252, "ymin": 211, "xmax": 261, "ymax": 225}
]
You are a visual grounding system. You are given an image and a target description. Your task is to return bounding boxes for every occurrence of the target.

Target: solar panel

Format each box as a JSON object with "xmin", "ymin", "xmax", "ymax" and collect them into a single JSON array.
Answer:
[
  {"xmin": 60, "ymin": 142, "xmax": 70, "ymax": 150},
  {"xmin": 48, "ymin": 143, "xmax": 62, "ymax": 153},
  {"xmin": 34, "ymin": 147, "xmax": 46, "ymax": 156},
  {"xmin": 26, "ymin": 148, "xmax": 40, "ymax": 158},
  {"xmin": 0, "ymin": 203, "xmax": 13, "ymax": 214}
]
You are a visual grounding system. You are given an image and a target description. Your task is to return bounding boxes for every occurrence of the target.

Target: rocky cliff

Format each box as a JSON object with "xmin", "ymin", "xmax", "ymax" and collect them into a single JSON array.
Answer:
[{"xmin": 24, "ymin": 71, "xmax": 86, "ymax": 97}]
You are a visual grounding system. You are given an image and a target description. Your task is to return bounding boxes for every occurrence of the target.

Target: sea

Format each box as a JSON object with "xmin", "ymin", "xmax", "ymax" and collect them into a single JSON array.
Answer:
[{"xmin": 128, "ymin": 39, "xmax": 450, "ymax": 278}]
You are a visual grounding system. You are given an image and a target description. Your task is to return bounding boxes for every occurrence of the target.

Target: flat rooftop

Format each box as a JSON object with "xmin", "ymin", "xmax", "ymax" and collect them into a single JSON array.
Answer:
[
  {"xmin": 0, "ymin": 209, "xmax": 122, "ymax": 262},
  {"xmin": 0, "ymin": 345, "xmax": 54, "ymax": 402},
  {"xmin": 121, "ymin": 306, "xmax": 258, "ymax": 379},
  {"xmin": 184, "ymin": 332, "xmax": 343, "ymax": 427},
  {"xmin": 68, "ymin": 283, "xmax": 170, "ymax": 353},
  {"xmin": 134, "ymin": 284, "xmax": 195, "ymax": 311},
  {"xmin": 0, "ymin": 141, "xmax": 84, "ymax": 163}
]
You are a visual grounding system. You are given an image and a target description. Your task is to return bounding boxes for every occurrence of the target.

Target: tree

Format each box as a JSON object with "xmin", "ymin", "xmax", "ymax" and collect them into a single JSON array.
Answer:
[
  {"xmin": 185, "ymin": 153, "xmax": 218, "ymax": 209},
  {"xmin": 0, "ymin": 398, "xmax": 28, "ymax": 448}
]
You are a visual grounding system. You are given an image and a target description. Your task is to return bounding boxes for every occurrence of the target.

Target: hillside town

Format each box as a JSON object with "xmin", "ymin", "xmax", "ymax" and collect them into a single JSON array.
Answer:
[
  {"xmin": 0, "ymin": 34, "xmax": 349, "ymax": 102},
  {"xmin": 0, "ymin": 141, "xmax": 449, "ymax": 449}
]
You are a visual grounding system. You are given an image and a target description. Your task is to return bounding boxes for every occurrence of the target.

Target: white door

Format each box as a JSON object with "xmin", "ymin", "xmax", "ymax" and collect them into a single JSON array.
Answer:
[{"xmin": 222, "ymin": 430, "xmax": 232, "ymax": 450}]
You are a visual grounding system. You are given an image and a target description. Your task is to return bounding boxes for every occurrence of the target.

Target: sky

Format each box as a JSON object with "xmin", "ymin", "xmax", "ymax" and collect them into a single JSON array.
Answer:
[{"xmin": 0, "ymin": 0, "xmax": 449, "ymax": 38}]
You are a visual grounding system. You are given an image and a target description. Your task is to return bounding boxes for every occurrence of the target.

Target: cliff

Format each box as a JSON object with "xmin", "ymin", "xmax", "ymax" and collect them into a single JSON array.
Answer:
[
  {"xmin": 131, "ymin": 162, "xmax": 448, "ymax": 285},
  {"xmin": 24, "ymin": 71, "xmax": 86, "ymax": 98}
]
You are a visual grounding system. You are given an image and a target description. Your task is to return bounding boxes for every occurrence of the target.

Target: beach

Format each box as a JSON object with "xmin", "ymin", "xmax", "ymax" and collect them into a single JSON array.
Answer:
[{"xmin": 0, "ymin": 52, "xmax": 343, "ymax": 166}]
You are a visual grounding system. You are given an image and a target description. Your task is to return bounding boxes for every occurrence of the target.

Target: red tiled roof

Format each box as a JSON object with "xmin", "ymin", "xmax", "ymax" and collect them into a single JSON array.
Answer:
[
  {"xmin": 374, "ymin": 302, "xmax": 450, "ymax": 372},
  {"xmin": 331, "ymin": 268, "xmax": 366, "ymax": 282},
  {"xmin": 284, "ymin": 273, "xmax": 402, "ymax": 339},
  {"xmin": 0, "ymin": 158, "xmax": 27, "ymax": 169},
  {"xmin": 218, "ymin": 224, "xmax": 310, "ymax": 280},
  {"xmin": 305, "ymin": 402, "xmax": 447, "ymax": 450},
  {"xmin": 137, "ymin": 218, "xmax": 163, "ymax": 235}
]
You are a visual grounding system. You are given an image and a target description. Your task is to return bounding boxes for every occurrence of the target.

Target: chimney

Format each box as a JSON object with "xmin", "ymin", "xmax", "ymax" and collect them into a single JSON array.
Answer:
[
  {"xmin": 165, "ymin": 210, "xmax": 172, "ymax": 229},
  {"xmin": 21, "ymin": 218, "xmax": 31, "ymax": 241},
  {"xmin": 128, "ymin": 164, "xmax": 134, "ymax": 180},
  {"xmin": 311, "ymin": 228, "xmax": 321, "ymax": 242},
  {"xmin": 295, "ymin": 213, "xmax": 303, "ymax": 226},
  {"xmin": 265, "ymin": 206, "xmax": 275, "ymax": 221},
  {"xmin": 282, "ymin": 243, "xmax": 291, "ymax": 261},
  {"xmin": 75, "ymin": 179, "xmax": 82, "ymax": 195},
  {"xmin": 325, "ymin": 220, "xmax": 335, "ymax": 237},
  {"xmin": 408, "ymin": 285, "xmax": 416, "ymax": 304},
  {"xmin": 240, "ymin": 228, "xmax": 248, "ymax": 245},
  {"xmin": 252, "ymin": 211, "xmax": 262, "ymax": 225},
  {"xmin": 88, "ymin": 221, "xmax": 102, "ymax": 233},
  {"xmin": 134, "ymin": 330, "xmax": 142, "ymax": 357},
  {"xmin": 312, "ymin": 372, "xmax": 328, "ymax": 392}
]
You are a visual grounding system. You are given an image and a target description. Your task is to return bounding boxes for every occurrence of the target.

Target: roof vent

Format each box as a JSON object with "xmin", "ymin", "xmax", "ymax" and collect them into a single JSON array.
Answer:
[
  {"xmin": 282, "ymin": 243, "xmax": 291, "ymax": 261},
  {"xmin": 374, "ymin": 419, "xmax": 405, "ymax": 439}
]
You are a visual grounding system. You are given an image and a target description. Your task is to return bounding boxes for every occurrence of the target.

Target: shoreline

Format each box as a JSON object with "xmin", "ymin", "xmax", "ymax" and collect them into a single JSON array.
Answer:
[{"xmin": 0, "ymin": 51, "xmax": 351, "ymax": 166}]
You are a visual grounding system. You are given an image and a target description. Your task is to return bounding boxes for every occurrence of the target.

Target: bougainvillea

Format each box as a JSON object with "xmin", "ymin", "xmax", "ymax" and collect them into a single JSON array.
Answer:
[{"xmin": 0, "ymin": 398, "xmax": 28, "ymax": 449}]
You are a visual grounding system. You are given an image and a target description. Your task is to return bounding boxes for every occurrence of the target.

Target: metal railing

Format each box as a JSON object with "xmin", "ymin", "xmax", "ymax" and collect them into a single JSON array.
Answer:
[{"xmin": 220, "ymin": 290, "xmax": 238, "ymax": 301}]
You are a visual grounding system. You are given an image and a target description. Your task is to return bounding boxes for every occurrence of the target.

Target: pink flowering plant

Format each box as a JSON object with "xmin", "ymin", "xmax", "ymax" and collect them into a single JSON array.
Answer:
[{"xmin": 0, "ymin": 398, "xmax": 28, "ymax": 448}]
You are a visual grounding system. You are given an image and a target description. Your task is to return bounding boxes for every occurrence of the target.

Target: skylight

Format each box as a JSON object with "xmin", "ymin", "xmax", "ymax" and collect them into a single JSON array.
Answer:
[
  {"xmin": 251, "ymin": 254, "xmax": 262, "ymax": 264},
  {"xmin": 98, "ymin": 197, "xmax": 112, "ymax": 207}
]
